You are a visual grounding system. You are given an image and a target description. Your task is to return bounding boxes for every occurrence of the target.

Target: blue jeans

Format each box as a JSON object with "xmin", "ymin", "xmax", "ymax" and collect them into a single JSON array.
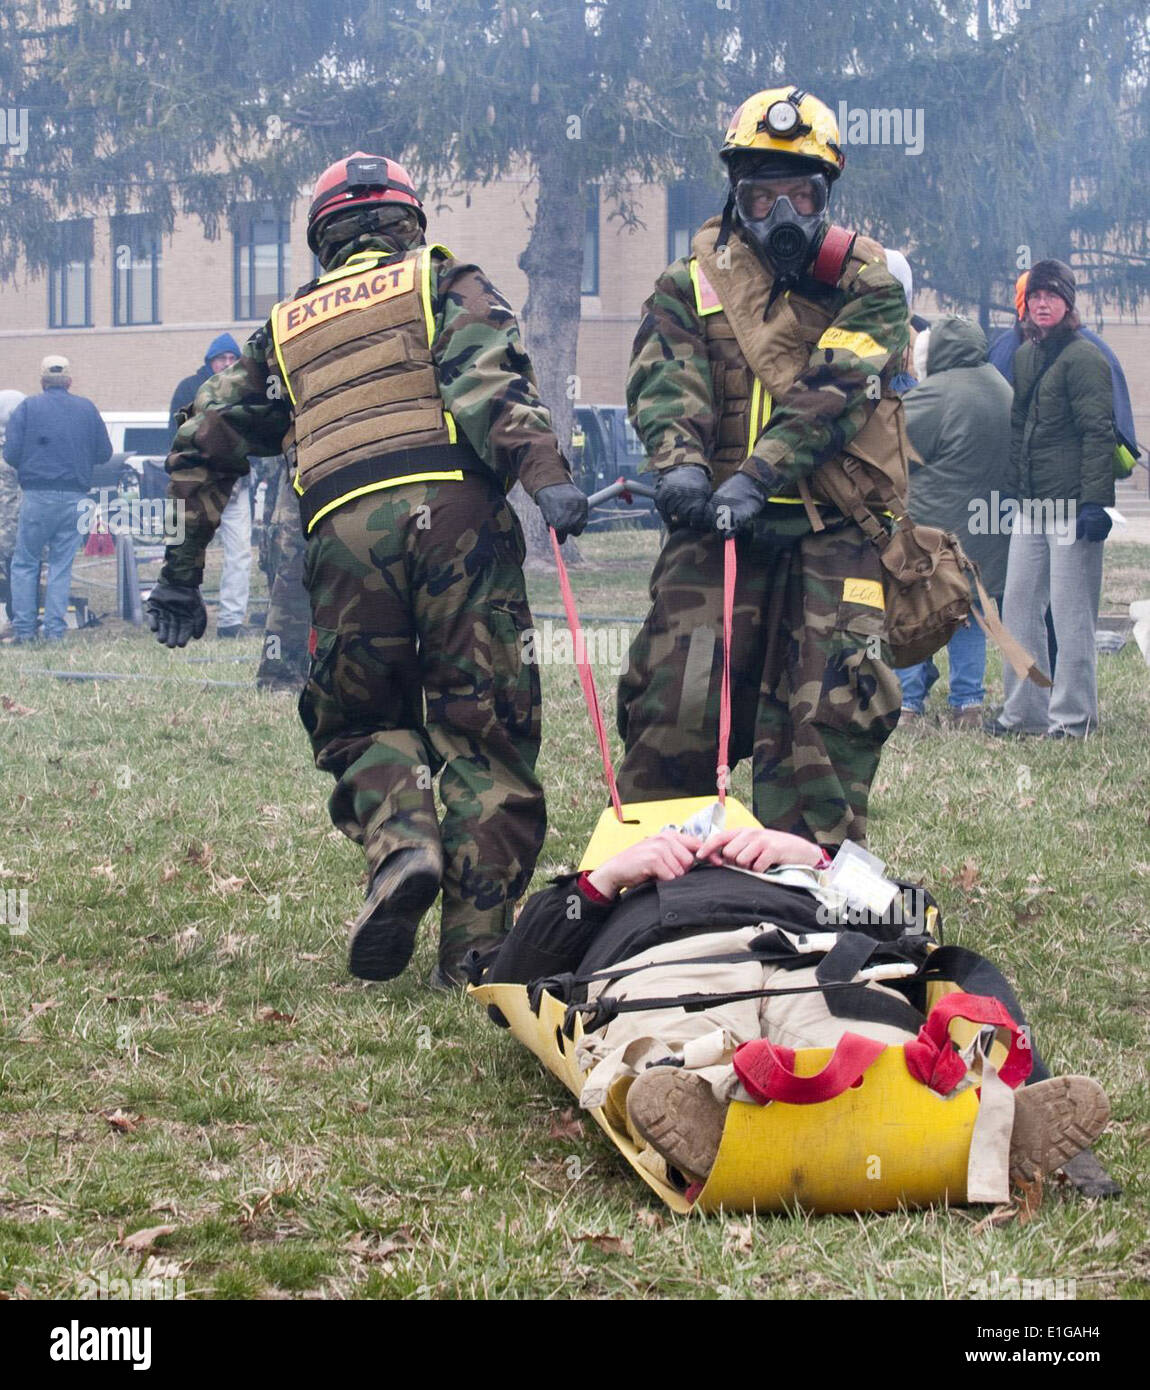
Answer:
[
  {"xmin": 896, "ymin": 614, "xmax": 987, "ymax": 714},
  {"xmin": 10, "ymin": 489, "xmax": 87, "ymax": 639}
]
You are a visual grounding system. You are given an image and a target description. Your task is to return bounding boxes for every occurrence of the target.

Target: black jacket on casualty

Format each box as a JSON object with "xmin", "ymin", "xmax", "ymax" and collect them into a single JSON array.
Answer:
[{"xmin": 478, "ymin": 863, "xmax": 1047, "ymax": 1082}]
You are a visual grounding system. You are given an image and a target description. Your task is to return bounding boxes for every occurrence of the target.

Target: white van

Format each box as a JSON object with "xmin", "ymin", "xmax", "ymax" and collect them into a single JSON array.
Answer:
[{"xmin": 93, "ymin": 411, "xmax": 172, "ymax": 493}]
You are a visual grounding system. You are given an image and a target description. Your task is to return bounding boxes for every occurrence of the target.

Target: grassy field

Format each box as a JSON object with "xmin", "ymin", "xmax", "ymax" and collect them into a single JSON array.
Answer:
[{"xmin": 0, "ymin": 531, "xmax": 1147, "ymax": 1301}]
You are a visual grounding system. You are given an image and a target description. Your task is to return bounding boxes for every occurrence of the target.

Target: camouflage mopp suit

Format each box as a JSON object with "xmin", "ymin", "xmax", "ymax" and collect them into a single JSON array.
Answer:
[
  {"xmin": 0, "ymin": 392, "xmax": 24, "ymax": 620},
  {"xmin": 617, "ymin": 216, "xmax": 910, "ymax": 847},
  {"xmin": 256, "ymin": 456, "xmax": 310, "ymax": 691},
  {"xmin": 159, "ymin": 231, "xmax": 574, "ymax": 969}
]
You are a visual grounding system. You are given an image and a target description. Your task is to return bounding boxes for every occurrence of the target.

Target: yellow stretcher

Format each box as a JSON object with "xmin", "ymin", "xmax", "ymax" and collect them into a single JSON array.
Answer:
[{"xmin": 472, "ymin": 795, "xmax": 990, "ymax": 1215}]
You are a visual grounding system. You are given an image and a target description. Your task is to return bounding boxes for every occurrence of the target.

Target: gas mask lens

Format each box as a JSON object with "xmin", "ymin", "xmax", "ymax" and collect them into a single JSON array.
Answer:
[{"xmin": 734, "ymin": 174, "xmax": 828, "ymax": 222}]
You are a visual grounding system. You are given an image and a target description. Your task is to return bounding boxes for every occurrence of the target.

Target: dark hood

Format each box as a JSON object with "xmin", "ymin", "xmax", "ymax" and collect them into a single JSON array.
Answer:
[{"xmin": 926, "ymin": 315, "xmax": 987, "ymax": 375}]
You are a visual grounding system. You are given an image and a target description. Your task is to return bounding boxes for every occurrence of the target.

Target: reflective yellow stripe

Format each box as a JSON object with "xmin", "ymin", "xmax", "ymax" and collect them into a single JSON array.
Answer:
[
  {"xmin": 816, "ymin": 326, "xmax": 887, "ymax": 360},
  {"xmin": 444, "ymin": 410, "xmax": 458, "ymax": 444},
  {"xmin": 747, "ymin": 378, "xmax": 762, "ymax": 455},
  {"xmin": 690, "ymin": 258, "xmax": 722, "ymax": 316},
  {"xmin": 270, "ymin": 311, "xmax": 298, "ymax": 408},
  {"xmin": 305, "ymin": 471, "xmax": 465, "ymax": 532}
]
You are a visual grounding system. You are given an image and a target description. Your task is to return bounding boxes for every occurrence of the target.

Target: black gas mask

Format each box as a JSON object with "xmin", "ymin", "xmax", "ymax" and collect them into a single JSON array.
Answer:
[{"xmin": 731, "ymin": 165, "xmax": 831, "ymax": 280}]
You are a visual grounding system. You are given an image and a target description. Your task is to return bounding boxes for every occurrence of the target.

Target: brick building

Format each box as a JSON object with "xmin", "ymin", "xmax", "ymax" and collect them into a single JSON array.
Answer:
[{"xmin": 1, "ymin": 174, "xmax": 1147, "ymax": 466}]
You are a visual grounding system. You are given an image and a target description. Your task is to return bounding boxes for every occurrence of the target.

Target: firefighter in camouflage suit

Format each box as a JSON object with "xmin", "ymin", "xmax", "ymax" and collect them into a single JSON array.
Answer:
[
  {"xmin": 148, "ymin": 153, "xmax": 587, "ymax": 987},
  {"xmin": 618, "ymin": 88, "xmax": 911, "ymax": 848}
]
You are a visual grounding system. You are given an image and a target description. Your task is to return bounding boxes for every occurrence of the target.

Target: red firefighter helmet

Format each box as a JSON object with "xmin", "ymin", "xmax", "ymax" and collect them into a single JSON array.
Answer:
[{"xmin": 306, "ymin": 152, "xmax": 426, "ymax": 252}]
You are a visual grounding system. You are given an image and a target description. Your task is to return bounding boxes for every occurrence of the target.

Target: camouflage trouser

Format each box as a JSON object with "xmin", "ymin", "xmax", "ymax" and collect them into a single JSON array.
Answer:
[
  {"xmin": 257, "ymin": 460, "xmax": 310, "ymax": 690},
  {"xmin": 298, "ymin": 477, "xmax": 545, "ymax": 961},
  {"xmin": 616, "ymin": 523, "xmax": 901, "ymax": 847},
  {"xmin": 0, "ymin": 461, "xmax": 20, "ymax": 614}
]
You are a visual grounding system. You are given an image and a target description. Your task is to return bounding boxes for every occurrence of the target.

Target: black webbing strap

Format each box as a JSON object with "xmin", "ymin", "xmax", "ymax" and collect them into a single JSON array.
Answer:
[{"xmin": 564, "ymin": 962, "xmax": 931, "ymax": 1040}]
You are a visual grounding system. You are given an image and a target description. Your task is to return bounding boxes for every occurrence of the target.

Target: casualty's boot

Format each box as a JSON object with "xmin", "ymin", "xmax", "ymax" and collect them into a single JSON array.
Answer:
[
  {"xmin": 626, "ymin": 1067, "xmax": 728, "ymax": 1184},
  {"xmin": 1009, "ymin": 1076, "xmax": 1110, "ymax": 1187},
  {"xmin": 347, "ymin": 846, "xmax": 443, "ymax": 981}
]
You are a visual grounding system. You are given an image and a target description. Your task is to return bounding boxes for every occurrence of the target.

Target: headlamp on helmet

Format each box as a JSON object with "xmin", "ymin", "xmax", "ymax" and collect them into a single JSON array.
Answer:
[{"xmin": 761, "ymin": 95, "xmax": 811, "ymax": 141}]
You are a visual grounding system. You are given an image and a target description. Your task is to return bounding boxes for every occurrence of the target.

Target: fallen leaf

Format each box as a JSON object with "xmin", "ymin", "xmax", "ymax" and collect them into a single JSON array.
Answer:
[
  {"xmin": 347, "ymin": 1100, "xmax": 369, "ymax": 1114},
  {"xmin": 299, "ymin": 953, "xmax": 323, "ymax": 963},
  {"xmin": 159, "ymin": 864, "xmax": 179, "ymax": 884},
  {"xmin": 575, "ymin": 1232, "xmax": 633, "ymax": 1257},
  {"xmin": 1094, "ymin": 1229, "xmax": 1119, "ymax": 1251},
  {"xmin": 1016, "ymin": 1173, "xmax": 1044, "ymax": 1225},
  {"xmin": 120, "ymin": 1224, "xmax": 176, "ymax": 1253},
  {"xmin": 971, "ymin": 1203, "xmax": 1018, "ymax": 1234},
  {"xmin": 186, "ymin": 998, "xmax": 222, "ymax": 1017},
  {"xmin": 210, "ymin": 874, "xmax": 245, "ymax": 896},
  {"xmin": 185, "ymin": 843, "xmax": 213, "ymax": 870},
  {"xmin": 103, "ymin": 1108, "xmax": 142, "ymax": 1134},
  {"xmin": 548, "ymin": 1108, "xmax": 584, "ymax": 1141},
  {"xmin": 256, "ymin": 1007, "xmax": 295, "ymax": 1024},
  {"xmin": 173, "ymin": 927, "xmax": 201, "ymax": 960},
  {"xmin": 723, "ymin": 1219, "xmax": 754, "ymax": 1254},
  {"xmin": 958, "ymin": 859, "xmax": 979, "ymax": 893},
  {"xmin": 89, "ymin": 862, "xmax": 116, "ymax": 881},
  {"xmin": 29, "ymin": 998, "xmax": 60, "ymax": 1017},
  {"xmin": 0, "ymin": 695, "xmax": 35, "ymax": 716},
  {"xmin": 634, "ymin": 1209, "xmax": 664, "ymax": 1232}
]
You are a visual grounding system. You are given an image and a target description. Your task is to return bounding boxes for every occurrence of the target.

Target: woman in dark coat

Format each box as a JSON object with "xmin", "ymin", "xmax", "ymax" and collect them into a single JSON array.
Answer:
[{"xmin": 989, "ymin": 260, "xmax": 1114, "ymax": 738}]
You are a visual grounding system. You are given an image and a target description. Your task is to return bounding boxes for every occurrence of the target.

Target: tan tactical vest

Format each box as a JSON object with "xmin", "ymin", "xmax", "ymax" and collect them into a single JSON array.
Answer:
[
  {"xmin": 689, "ymin": 219, "xmax": 912, "ymax": 514},
  {"xmin": 270, "ymin": 245, "xmax": 484, "ymax": 532}
]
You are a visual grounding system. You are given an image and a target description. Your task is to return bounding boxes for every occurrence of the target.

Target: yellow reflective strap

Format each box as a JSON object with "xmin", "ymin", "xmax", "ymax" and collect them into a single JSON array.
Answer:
[
  {"xmin": 816, "ymin": 326, "xmax": 888, "ymax": 360},
  {"xmin": 305, "ymin": 471, "xmax": 466, "ymax": 532},
  {"xmin": 269, "ymin": 300, "xmax": 299, "ymax": 409},
  {"xmin": 747, "ymin": 378, "xmax": 762, "ymax": 454},
  {"xmin": 418, "ymin": 242, "xmax": 453, "ymax": 346},
  {"xmin": 444, "ymin": 410, "xmax": 458, "ymax": 444}
]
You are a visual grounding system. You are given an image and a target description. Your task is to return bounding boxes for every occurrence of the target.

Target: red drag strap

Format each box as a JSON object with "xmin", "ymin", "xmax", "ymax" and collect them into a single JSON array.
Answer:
[
  {"xmin": 550, "ymin": 528, "xmax": 624, "ymax": 822},
  {"xmin": 733, "ymin": 1033, "xmax": 886, "ymax": 1105},
  {"xmin": 903, "ymin": 992, "xmax": 1033, "ymax": 1096},
  {"xmin": 717, "ymin": 537, "xmax": 736, "ymax": 804}
]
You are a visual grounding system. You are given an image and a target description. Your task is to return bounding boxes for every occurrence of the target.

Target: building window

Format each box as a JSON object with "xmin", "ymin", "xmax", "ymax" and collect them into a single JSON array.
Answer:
[
  {"xmin": 48, "ymin": 219, "xmax": 93, "ymax": 328},
  {"xmin": 667, "ymin": 180, "xmax": 725, "ymax": 263},
  {"xmin": 234, "ymin": 205, "xmax": 290, "ymax": 319},
  {"xmin": 581, "ymin": 185, "xmax": 599, "ymax": 296},
  {"xmin": 111, "ymin": 215, "xmax": 161, "ymax": 326}
]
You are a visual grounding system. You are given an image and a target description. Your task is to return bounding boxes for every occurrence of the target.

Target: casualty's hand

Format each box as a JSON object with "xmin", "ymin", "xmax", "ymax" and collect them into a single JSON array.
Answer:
[
  {"xmin": 707, "ymin": 470, "xmax": 770, "ymax": 535},
  {"xmin": 587, "ymin": 830, "xmax": 704, "ymax": 900},
  {"xmin": 654, "ymin": 464, "xmax": 712, "ymax": 531},
  {"xmin": 146, "ymin": 581, "xmax": 208, "ymax": 649},
  {"xmin": 536, "ymin": 483, "xmax": 589, "ymax": 542},
  {"xmin": 695, "ymin": 826, "xmax": 826, "ymax": 872}
]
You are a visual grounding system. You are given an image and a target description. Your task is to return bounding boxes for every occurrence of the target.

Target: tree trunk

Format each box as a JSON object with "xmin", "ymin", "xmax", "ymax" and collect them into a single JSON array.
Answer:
[{"xmin": 512, "ymin": 9, "xmax": 587, "ymax": 568}]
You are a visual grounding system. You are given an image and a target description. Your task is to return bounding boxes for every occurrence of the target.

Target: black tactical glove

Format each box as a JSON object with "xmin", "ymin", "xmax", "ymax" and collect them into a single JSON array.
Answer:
[
  {"xmin": 535, "ymin": 483, "xmax": 589, "ymax": 543},
  {"xmin": 146, "ymin": 581, "xmax": 208, "ymax": 649},
  {"xmin": 1076, "ymin": 502, "xmax": 1112, "ymax": 543},
  {"xmin": 654, "ymin": 464, "xmax": 712, "ymax": 531},
  {"xmin": 707, "ymin": 470, "xmax": 771, "ymax": 536}
]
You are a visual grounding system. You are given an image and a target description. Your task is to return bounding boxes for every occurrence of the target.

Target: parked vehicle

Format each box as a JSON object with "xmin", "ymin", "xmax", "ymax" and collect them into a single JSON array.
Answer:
[
  {"xmin": 90, "ymin": 411, "xmax": 171, "ymax": 494},
  {"xmin": 571, "ymin": 405, "xmax": 657, "ymax": 529}
]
